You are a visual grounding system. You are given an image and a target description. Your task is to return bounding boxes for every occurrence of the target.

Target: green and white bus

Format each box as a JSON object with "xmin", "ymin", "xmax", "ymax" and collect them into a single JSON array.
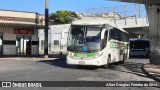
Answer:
[{"xmin": 66, "ymin": 18, "xmax": 129, "ymax": 68}]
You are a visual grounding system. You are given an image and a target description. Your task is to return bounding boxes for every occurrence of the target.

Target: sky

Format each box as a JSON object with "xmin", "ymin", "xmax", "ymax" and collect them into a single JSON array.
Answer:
[{"xmin": 0, "ymin": 0, "xmax": 133, "ymax": 14}]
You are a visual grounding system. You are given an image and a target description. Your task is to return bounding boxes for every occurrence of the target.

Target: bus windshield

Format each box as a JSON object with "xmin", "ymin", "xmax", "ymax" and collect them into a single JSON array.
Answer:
[{"xmin": 67, "ymin": 25, "xmax": 101, "ymax": 53}]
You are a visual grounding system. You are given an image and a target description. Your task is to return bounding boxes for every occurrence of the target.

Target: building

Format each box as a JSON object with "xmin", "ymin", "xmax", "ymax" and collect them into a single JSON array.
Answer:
[
  {"xmin": 39, "ymin": 24, "xmax": 70, "ymax": 54},
  {"xmin": 0, "ymin": 10, "xmax": 44, "ymax": 56}
]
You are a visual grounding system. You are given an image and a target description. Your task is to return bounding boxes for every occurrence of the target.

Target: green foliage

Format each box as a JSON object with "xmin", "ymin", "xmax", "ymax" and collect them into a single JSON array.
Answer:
[{"xmin": 49, "ymin": 10, "xmax": 80, "ymax": 24}]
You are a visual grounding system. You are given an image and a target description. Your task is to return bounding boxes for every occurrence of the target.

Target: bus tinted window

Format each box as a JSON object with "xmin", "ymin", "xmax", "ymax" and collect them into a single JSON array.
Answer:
[
  {"xmin": 109, "ymin": 27, "xmax": 128, "ymax": 42},
  {"xmin": 115, "ymin": 28, "xmax": 121, "ymax": 41},
  {"xmin": 109, "ymin": 28, "xmax": 117, "ymax": 40},
  {"xmin": 121, "ymin": 32, "xmax": 129, "ymax": 42},
  {"xmin": 102, "ymin": 30, "xmax": 108, "ymax": 49}
]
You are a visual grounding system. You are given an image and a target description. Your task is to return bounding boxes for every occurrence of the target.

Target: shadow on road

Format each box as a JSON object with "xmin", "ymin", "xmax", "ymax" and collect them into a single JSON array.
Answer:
[
  {"xmin": 0, "ymin": 54, "xmax": 66, "ymax": 58},
  {"xmin": 129, "ymin": 56, "xmax": 149, "ymax": 59},
  {"xmin": 38, "ymin": 57, "xmax": 149, "ymax": 78},
  {"xmin": 109, "ymin": 62, "xmax": 148, "ymax": 78},
  {"xmin": 38, "ymin": 59, "xmax": 99, "ymax": 70}
]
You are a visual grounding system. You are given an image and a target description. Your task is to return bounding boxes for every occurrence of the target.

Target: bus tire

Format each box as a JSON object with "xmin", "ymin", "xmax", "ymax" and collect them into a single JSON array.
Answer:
[{"xmin": 103, "ymin": 55, "xmax": 111, "ymax": 69}]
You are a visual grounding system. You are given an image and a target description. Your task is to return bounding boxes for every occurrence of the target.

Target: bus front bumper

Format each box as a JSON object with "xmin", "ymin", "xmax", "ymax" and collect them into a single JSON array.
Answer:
[{"xmin": 66, "ymin": 56, "xmax": 103, "ymax": 66}]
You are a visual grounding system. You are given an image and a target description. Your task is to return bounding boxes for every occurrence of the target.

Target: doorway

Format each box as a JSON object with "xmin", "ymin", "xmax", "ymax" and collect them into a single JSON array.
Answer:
[{"xmin": 16, "ymin": 35, "xmax": 32, "ymax": 55}]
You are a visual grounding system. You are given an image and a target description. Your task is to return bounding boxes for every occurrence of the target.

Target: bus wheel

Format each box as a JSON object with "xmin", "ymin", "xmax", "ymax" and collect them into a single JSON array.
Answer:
[{"xmin": 103, "ymin": 56, "xmax": 111, "ymax": 69}]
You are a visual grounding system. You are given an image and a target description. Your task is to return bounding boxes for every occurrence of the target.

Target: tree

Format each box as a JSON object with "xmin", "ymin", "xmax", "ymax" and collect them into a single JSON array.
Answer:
[{"xmin": 49, "ymin": 10, "xmax": 80, "ymax": 24}]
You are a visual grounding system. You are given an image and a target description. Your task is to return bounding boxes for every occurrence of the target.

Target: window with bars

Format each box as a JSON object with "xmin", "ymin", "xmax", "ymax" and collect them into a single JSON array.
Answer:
[{"xmin": 54, "ymin": 40, "xmax": 59, "ymax": 45}]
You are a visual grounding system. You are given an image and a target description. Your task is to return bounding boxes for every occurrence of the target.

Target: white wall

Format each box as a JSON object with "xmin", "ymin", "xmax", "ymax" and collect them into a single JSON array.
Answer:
[
  {"xmin": 3, "ymin": 45, "xmax": 16, "ymax": 55},
  {"xmin": 0, "ymin": 27, "xmax": 39, "ymax": 55},
  {"xmin": 38, "ymin": 24, "xmax": 70, "ymax": 53},
  {"xmin": 3, "ymin": 27, "xmax": 16, "ymax": 40},
  {"xmin": 32, "ymin": 45, "xmax": 38, "ymax": 55},
  {"xmin": 32, "ymin": 29, "xmax": 39, "ymax": 55},
  {"xmin": 3, "ymin": 27, "xmax": 16, "ymax": 55}
]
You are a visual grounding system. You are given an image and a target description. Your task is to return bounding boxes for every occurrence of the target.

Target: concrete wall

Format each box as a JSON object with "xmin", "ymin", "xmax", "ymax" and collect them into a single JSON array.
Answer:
[
  {"xmin": 146, "ymin": 5, "xmax": 160, "ymax": 65},
  {"xmin": 0, "ymin": 27, "xmax": 39, "ymax": 55},
  {"xmin": 0, "ymin": 10, "xmax": 42, "ymax": 56},
  {"xmin": 0, "ymin": 10, "xmax": 36, "ymax": 18},
  {"xmin": 112, "ymin": 17, "xmax": 149, "ymax": 28},
  {"xmin": 32, "ymin": 29, "xmax": 39, "ymax": 55},
  {"xmin": 38, "ymin": 24, "xmax": 70, "ymax": 54},
  {"xmin": 3, "ymin": 27, "xmax": 16, "ymax": 55},
  {"xmin": 0, "ymin": 10, "xmax": 45, "ymax": 25},
  {"xmin": 0, "ymin": 10, "xmax": 39, "ymax": 24}
]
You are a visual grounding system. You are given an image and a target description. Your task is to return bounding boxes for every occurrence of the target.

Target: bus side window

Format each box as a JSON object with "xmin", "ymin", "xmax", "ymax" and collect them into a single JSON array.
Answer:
[
  {"xmin": 102, "ymin": 30, "xmax": 108, "ymax": 49},
  {"xmin": 115, "ymin": 28, "xmax": 121, "ymax": 41},
  {"xmin": 121, "ymin": 32, "xmax": 129, "ymax": 42},
  {"xmin": 109, "ymin": 28, "xmax": 117, "ymax": 40}
]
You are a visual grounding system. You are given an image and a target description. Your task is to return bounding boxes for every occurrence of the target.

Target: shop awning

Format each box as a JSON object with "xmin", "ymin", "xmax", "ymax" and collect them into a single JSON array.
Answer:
[{"xmin": 0, "ymin": 22, "xmax": 44, "ymax": 29}]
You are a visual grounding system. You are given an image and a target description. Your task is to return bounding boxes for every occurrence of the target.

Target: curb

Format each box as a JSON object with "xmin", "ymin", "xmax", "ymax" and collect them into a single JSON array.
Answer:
[
  {"xmin": 141, "ymin": 64, "xmax": 160, "ymax": 83},
  {"xmin": 0, "ymin": 58, "xmax": 57, "ymax": 61}
]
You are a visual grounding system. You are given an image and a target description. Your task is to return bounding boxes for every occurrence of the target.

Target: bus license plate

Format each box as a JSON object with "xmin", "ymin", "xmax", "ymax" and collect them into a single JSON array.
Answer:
[{"xmin": 79, "ymin": 61, "xmax": 85, "ymax": 65}]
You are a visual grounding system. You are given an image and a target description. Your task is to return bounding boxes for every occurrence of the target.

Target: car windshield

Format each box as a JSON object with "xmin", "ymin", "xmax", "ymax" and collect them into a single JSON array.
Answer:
[{"xmin": 67, "ymin": 25, "xmax": 101, "ymax": 53}]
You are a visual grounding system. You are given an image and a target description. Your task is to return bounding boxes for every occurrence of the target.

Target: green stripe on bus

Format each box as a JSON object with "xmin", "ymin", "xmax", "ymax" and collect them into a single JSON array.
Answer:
[
  {"xmin": 124, "ymin": 44, "xmax": 129, "ymax": 49},
  {"xmin": 74, "ymin": 52, "xmax": 98, "ymax": 57}
]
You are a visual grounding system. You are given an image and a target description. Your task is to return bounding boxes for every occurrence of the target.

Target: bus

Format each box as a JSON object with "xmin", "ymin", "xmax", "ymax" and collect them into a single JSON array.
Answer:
[
  {"xmin": 130, "ymin": 39, "xmax": 149, "ymax": 57},
  {"xmin": 66, "ymin": 18, "xmax": 130, "ymax": 68}
]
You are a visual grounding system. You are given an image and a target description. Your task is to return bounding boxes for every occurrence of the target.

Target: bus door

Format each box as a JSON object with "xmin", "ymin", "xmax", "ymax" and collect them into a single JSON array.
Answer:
[{"xmin": 109, "ymin": 28, "xmax": 119, "ymax": 62}]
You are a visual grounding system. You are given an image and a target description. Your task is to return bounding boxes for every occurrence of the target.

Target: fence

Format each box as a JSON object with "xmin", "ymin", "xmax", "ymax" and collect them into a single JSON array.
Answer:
[{"xmin": 84, "ymin": 4, "xmax": 148, "ymax": 25}]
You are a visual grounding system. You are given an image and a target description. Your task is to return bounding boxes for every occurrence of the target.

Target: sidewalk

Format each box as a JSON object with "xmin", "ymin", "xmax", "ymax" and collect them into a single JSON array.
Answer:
[
  {"xmin": 142, "ymin": 64, "xmax": 160, "ymax": 82},
  {"xmin": 0, "ymin": 54, "xmax": 66, "ymax": 60},
  {"xmin": 0, "ymin": 57, "xmax": 55, "ymax": 60}
]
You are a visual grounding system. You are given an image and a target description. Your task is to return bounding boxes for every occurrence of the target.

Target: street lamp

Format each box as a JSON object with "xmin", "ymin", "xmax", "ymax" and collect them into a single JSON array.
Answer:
[{"xmin": 44, "ymin": 0, "xmax": 49, "ymax": 58}]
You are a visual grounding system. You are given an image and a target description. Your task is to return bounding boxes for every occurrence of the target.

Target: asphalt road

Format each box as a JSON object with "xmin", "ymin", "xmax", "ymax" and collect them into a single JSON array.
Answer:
[{"xmin": 0, "ymin": 57, "xmax": 159, "ymax": 90}]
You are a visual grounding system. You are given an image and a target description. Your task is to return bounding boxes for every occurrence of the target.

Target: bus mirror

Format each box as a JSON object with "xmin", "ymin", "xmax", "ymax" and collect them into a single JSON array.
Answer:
[
  {"xmin": 101, "ymin": 35, "xmax": 104, "ymax": 39},
  {"xmin": 101, "ymin": 29, "xmax": 106, "ymax": 39}
]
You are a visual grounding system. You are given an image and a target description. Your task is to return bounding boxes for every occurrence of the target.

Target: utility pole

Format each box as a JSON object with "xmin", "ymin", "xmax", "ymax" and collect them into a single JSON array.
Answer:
[{"xmin": 44, "ymin": 0, "xmax": 49, "ymax": 59}]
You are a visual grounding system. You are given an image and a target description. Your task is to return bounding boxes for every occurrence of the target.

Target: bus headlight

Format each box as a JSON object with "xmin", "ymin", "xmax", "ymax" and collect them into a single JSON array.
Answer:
[
  {"xmin": 94, "ymin": 55, "xmax": 100, "ymax": 58},
  {"xmin": 68, "ymin": 52, "xmax": 74, "ymax": 57},
  {"xmin": 94, "ymin": 52, "xmax": 103, "ymax": 58}
]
